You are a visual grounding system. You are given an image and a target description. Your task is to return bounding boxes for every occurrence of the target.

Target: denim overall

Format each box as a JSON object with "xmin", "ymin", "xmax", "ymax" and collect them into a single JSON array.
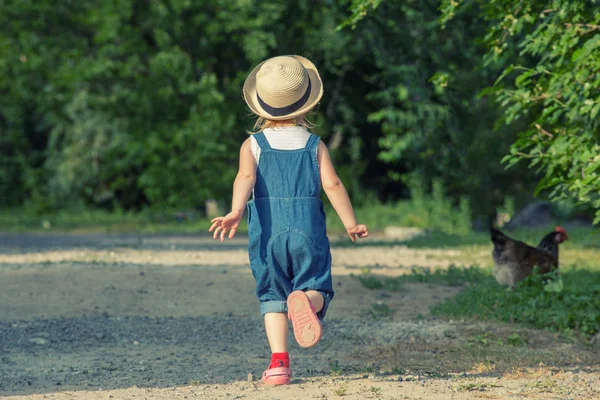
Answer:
[{"xmin": 247, "ymin": 131, "xmax": 333, "ymax": 319}]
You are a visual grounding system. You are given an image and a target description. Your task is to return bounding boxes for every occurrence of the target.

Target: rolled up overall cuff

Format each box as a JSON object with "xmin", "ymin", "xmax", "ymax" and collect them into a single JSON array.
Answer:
[
  {"xmin": 260, "ymin": 300, "xmax": 288, "ymax": 315},
  {"xmin": 260, "ymin": 291, "xmax": 333, "ymax": 320}
]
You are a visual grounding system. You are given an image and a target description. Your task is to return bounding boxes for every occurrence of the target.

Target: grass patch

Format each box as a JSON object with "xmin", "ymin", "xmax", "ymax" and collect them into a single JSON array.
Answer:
[
  {"xmin": 522, "ymin": 378, "xmax": 569, "ymax": 395},
  {"xmin": 358, "ymin": 276, "xmax": 384, "ymax": 290},
  {"xmin": 326, "ymin": 180, "xmax": 472, "ymax": 236},
  {"xmin": 4, "ymin": 201, "xmax": 598, "ymax": 247},
  {"xmin": 0, "ymin": 208, "xmax": 232, "ymax": 234},
  {"xmin": 456, "ymin": 381, "xmax": 501, "ymax": 392},
  {"xmin": 357, "ymin": 265, "xmax": 490, "ymax": 291},
  {"xmin": 335, "ymin": 226, "xmax": 599, "ymax": 250},
  {"xmin": 368, "ymin": 386, "xmax": 382, "ymax": 396},
  {"xmin": 433, "ymin": 266, "xmax": 600, "ymax": 338},
  {"xmin": 329, "ymin": 360, "xmax": 343, "ymax": 376},
  {"xmin": 507, "ymin": 333, "xmax": 526, "ymax": 347},
  {"xmin": 393, "ymin": 231, "xmax": 492, "ymax": 248},
  {"xmin": 400, "ymin": 265, "xmax": 490, "ymax": 285},
  {"xmin": 357, "ymin": 262, "xmax": 600, "ymax": 339},
  {"xmin": 333, "ymin": 383, "xmax": 348, "ymax": 396},
  {"xmin": 329, "ymin": 360, "xmax": 377, "ymax": 376},
  {"xmin": 370, "ymin": 303, "xmax": 393, "ymax": 319},
  {"xmin": 358, "ymin": 275, "xmax": 404, "ymax": 291},
  {"xmin": 325, "ymin": 201, "xmax": 469, "ymax": 236}
]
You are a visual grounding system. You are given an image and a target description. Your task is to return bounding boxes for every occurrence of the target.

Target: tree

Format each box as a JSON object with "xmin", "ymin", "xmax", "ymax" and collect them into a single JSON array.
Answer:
[
  {"xmin": 448, "ymin": 0, "xmax": 600, "ymax": 223},
  {"xmin": 347, "ymin": 0, "xmax": 600, "ymax": 222},
  {"xmin": 0, "ymin": 0, "xmax": 397, "ymax": 210},
  {"xmin": 339, "ymin": 0, "xmax": 541, "ymax": 217},
  {"xmin": 1, "ymin": 0, "xmax": 553, "ymax": 221},
  {"xmin": 0, "ymin": 0, "xmax": 282, "ymax": 210}
]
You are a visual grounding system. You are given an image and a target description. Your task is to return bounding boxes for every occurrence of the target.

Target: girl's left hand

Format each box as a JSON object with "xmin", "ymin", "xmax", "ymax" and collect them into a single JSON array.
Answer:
[
  {"xmin": 347, "ymin": 224, "xmax": 369, "ymax": 242},
  {"xmin": 209, "ymin": 210, "xmax": 243, "ymax": 241}
]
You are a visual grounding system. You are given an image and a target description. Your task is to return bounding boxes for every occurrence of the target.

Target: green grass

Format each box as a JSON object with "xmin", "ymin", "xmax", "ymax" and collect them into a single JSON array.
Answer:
[
  {"xmin": 369, "ymin": 386, "xmax": 382, "ymax": 396},
  {"xmin": 358, "ymin": 265, "xmax": 490, "ymax": 290},
  {"xmin": 333, "ymin": 384, "xmax": 348, "ymax": 396},
  {"xmin": 329, "ymin": 360, "xmax": 343, "ymax": 376},
  {"xmin": 358, "ymin": 275, "xmax": 405, "ymax": 291},
  {"xmin": 395, "ymin": 265, "xmax": 490, "ymax": 285},
  {"xmin": 370, "ymin": 303, "xmax": 393, "ymax": 319},
  {"xmin": 3, "ymin": 196, "xmax": 450, "ymax": 234},
  {"xmin": 0, "ymin": 208, "xmax": 235, "ymax": 234},
  {"xmin": 358, "ymin": 264, "xmax": 600, "ymax": 339},
  {"xmin": 336, "ymin": 227, "xmax": 599, "ymax": 249},
  {"xmin": 324, "ymin": 190, "xmax": 471, "ymax": 236},
  {"xmin": 3, "ymin": 199, "xmax": 598, "ymax": 247},
  {"xmin": 432, "ymin": 266, "xmax": 600, "ymax": 339},
  {"xmin": 329, "ymin": 360, "xmax": 376, "ymax": 376},
  {"xmin": 2, "ymin": 200, "xmax": 440, "ymax": 235},
  {"xmin": 456, "ymin": 381, "xmax": 501, "ymax": 392},
  {"xmin": 351, "ymin": 224, "xmax": 600, "ymax": 339}
]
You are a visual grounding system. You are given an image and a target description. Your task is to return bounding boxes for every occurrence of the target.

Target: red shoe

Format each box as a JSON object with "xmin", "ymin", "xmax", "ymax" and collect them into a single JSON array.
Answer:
[
  {"xmin": 287, "ymin": 291, "xmax": 322, "ymax": 348},
  {"xmin": 262, "ymin": 367, "xmax": 291, "ymax": 385}
]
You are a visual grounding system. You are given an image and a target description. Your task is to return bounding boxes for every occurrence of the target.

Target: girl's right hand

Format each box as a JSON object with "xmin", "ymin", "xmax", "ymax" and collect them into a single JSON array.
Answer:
[
  {"xmin": 209, "ymin": 210, "xmax": 243, "ymax": 241},
  {"xmin": 347, "ymin": 224, "xmax": 369, "ymax": 242}
]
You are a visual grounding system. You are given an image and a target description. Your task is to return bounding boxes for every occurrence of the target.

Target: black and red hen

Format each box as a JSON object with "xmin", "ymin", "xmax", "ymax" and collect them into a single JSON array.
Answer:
[{"xmin": 490, "ymin": 226, "xmax": 568, "ymax": 287}]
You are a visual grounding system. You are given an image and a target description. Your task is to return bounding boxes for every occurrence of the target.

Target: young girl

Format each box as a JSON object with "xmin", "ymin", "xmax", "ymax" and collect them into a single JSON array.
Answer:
[{"xmin": 209, "ymin": 55, "xmax": 368, "ymax": 385}]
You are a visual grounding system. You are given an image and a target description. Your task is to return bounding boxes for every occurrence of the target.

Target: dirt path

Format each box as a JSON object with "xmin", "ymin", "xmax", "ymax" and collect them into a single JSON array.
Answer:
[{"xmin": 0, "ymin": 233, "xmax": 598, "ymax": 399}]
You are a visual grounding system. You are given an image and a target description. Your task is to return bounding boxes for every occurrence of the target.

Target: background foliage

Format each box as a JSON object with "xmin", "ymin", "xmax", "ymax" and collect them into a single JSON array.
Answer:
[
  {"xmin": 1, "ymin": 0, "xmax": 597, "ymax": 225},
  {"xmin": 440, "ymin": 0, "xmax": 600, "ymax": 223}
]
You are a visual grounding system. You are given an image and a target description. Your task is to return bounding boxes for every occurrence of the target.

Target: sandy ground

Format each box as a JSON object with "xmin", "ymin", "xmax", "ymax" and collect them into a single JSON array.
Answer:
[{"xmin": 0, "ymin": 233, "xmax": 598, "ymax": 400}]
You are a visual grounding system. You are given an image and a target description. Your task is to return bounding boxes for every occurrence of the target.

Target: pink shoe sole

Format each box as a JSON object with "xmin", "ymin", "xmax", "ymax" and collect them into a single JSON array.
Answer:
[
  {"xmin": 262, "ymin": 367, "xmax": 291, "ymax": 385},
  {"xmin": 287, "ymin": 291, "xmax": 322, "ymax": 348}
]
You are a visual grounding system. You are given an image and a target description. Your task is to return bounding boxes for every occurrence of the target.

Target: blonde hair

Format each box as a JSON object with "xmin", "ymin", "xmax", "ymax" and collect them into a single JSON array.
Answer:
[{"xmin": 250, "ymin": 113, "xmax": 315, "ymax": 134}]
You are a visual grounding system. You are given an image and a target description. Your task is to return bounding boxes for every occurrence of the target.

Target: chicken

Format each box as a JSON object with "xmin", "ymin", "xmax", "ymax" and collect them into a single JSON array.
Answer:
[{"xmin": 490, "ymin": 226, "xmax": 568, "ymax": 287}]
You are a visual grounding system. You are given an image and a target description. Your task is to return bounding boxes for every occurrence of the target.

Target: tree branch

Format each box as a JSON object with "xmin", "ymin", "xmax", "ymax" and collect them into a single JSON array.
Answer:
[
  {"xmin": 565, "ymin": 23, "xmax": 600, "ymax": 35},
  {"xmin": 514, "ymin": 151, "xmax": 535, "ymax": 159},
  {"xmin": 565, "ymin": 23, "xmax": 600, "ymax": 29},
  {"xmin": 534, "ymin": 123, "xmax": 554, "ymax": 138}
]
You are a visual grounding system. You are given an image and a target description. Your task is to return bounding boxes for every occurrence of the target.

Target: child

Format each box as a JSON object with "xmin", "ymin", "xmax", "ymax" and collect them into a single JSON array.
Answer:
[{"xmin": 209, "ymin": 55, "xmax": 368, "ymax": 385}]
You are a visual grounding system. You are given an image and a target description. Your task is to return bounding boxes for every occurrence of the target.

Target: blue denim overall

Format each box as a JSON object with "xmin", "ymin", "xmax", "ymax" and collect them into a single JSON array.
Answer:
[{"xmin": 247, "ymin": 131, "xmax": 333, "ymax": 319}]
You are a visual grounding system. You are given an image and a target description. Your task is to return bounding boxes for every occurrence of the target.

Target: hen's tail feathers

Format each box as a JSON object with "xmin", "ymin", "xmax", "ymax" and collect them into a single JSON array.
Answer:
[{"xmin": 490, "ymin": 227, "xmax": 508, "ymax": 245}]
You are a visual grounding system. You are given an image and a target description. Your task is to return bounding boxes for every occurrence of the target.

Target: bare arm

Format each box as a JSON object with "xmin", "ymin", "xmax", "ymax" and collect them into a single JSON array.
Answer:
[
  {"xmin": 230, "ymin": 138, "xmax": 257, "ymax": 215},
  {"xmin": 317, "ymin": 141, "xmax": 368, "ymax": 242},
  {"xmin": 209, "ymin": 138, "xmax": 256, "ymax": 241}
]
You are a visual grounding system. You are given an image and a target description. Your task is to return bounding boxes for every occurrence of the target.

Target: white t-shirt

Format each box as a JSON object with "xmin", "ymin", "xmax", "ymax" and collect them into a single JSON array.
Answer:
[{"xmin": 250, "ymin": 126, "xmax": 318, "ymax": 164}]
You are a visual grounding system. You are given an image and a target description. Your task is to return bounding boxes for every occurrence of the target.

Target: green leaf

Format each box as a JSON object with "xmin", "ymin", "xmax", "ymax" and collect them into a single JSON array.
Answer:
[
  {"xmin": 544, "ymin": 277, "xmax": 564, "ymax": 293},
  {"xmin": 572, "ymin": 34, "xmax": 600, "ymax": 62},
  {"xmin": 494, "ymin": 65, "xmax": 515, "ymax": 86},
  {"xmin": 591, "ymin": 104, "xmax": 600, "ymax": 120}
]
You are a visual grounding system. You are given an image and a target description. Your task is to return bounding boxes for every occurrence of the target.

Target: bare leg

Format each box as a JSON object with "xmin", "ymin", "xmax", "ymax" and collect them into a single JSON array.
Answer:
[
  {"xmin": 305, "ymin": 290, "xmax": 324, "ymax": 313},
  {"xmin": 264, "ymin": 312, "xmax": 288, "ymax": 353}
]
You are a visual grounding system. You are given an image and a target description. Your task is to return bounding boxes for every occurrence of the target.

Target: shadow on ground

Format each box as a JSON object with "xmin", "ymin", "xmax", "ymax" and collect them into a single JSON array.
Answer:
[{"xmin": 2, "ymin": 313, "xmax": 599, "ymax": 397}]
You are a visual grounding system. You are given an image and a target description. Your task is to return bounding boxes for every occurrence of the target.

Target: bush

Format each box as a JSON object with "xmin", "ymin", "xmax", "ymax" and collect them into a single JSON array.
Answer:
[{"xmin": 325, "ymin": 179, "xmax": 472, "ymax": 235}]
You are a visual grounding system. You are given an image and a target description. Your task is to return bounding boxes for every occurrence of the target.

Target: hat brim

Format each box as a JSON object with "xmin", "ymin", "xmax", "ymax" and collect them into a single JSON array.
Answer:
[{"xmin": 243, "ymin": 55, "xmax": 323, "ymax": 121}]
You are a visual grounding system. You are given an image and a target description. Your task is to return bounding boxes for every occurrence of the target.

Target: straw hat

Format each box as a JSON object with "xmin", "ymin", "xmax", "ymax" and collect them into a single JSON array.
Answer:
[{"xmin": 243, "ymin": 55, "xmax": 323, "ymax": 120}]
